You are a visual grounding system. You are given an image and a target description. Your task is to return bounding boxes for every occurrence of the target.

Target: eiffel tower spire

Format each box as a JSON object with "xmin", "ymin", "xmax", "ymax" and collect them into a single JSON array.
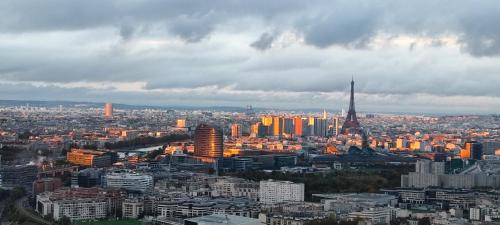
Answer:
[
  {"xmin": 341, "ymin": 78, "xmax": 361, "ymax": 133},
  {"xmin": 340, "ymin": 78, "xmax": 368, "ymax": 149}
]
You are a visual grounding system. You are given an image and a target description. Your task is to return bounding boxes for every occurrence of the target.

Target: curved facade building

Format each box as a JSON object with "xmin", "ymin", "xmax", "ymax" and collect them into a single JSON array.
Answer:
[
  {"xmin": 194, "ymin": 124, "xmax": 223, "ymax": 158},
  {"xmin": 104, "ymin": 171, "xmax": 153, "ymax": 193}
]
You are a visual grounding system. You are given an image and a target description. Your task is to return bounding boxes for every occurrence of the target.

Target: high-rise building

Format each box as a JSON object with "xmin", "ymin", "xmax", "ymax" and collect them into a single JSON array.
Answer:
[
  {"xmin": 301, "ymin": 118, "xmax": 310, "ymax": 136},
  {"xmin": 283, "ymin": 118, "xmax": 294, "ymax": 135},
  {"xmin": 308, "ymin": 117, "xmax": 315, "ymax": 136},
  {"xmin": 261, "ymin": 116, "xmax": 273, "ymax": 126},
  {"xmin": 104, "ymin": 103, "xmax": 113, "ymax": 118},
  {"xmin": 272, "ymin": 116, "xmax": 283, "ymax": 136},
  {"xmin": 333, "ymin": 117, "xmax": 340, "ymax": 136},
  {"xmin": 257, "ymin": 122, "xmax": 270, "ymax": 137},
  {"xmin": 176, "ymin": 119, "xmax": 186, "ymax": 128},
  {"xmin": 461, "ymin": 141, "xmax": 483, "ymax": 160},
  {"xmin": 231, "ymin": 123, "xmax": 242, "ymax": 138},
  {"xmin": 293, "ymin": 117, "xmax": 303, "ymax": 137},
  {"xmin": 250, "ymin": 123, "xmax": 259, "ymax": 137},
  {"xmin": 194, "ymin": 124, "xmax": 224, "ymax": 158},
  {"xmin": 483, "ymin": 141, "xmax": 500, "ymax": 155},
  {"xmin": 314, "ymin": 117, "xmax": 328, "ymax": 137}
]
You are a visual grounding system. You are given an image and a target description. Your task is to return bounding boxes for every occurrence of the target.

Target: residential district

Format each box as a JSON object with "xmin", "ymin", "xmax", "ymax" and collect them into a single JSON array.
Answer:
[{"xmin": 0, "ymin": 82, "xmax": 499, "ymax": 225}]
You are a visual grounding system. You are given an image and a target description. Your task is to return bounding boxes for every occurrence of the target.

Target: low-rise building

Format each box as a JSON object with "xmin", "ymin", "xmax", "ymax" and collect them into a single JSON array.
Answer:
[
  {"xmin": 104, "ymin": 170, "xmax": 153, "ymax": 193},
  {"xmin": 210, "ymin": 177, "xmax": 259, "ymax": 201},
  {"xmin": 66, "ymin": 148, "xmax": 113, "ymax": 168},
  {"xmin": 36, "ymin": 187, "xmax": 124, "ymax": 222},
  {"xmin": 122, "ymin": 198, "xmax": 144, "ymax": 219}
]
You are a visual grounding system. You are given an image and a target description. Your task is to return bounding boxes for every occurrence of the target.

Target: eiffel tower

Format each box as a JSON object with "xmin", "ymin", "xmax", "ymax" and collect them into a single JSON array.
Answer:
[
  {"xmin": 341, "ymin": 78, "xmax": 361, "ymax": 133},
  {"xmin": 340, "ymin": 78, "xmax": 368, "ymax": 149}
]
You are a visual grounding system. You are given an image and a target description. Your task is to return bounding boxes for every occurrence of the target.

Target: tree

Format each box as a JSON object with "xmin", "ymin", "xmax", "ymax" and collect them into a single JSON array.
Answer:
[
  {"xmin": 60, "ymin": 216, "xmax": 71, "ymax": 225},
  {"xmin": 18, "ymin": 131, "xmax": 32, "ymax": 140},
  {"xmin": 417, "ymin": 217, "xmax": 431, "ymax": 225},
  {"xmin": 391, "ymin": 218, "xmax": 409, "ymax": 225},
  {"xmin": 304, "ymin": 216, "xmax": 338, "ymax": 225}
]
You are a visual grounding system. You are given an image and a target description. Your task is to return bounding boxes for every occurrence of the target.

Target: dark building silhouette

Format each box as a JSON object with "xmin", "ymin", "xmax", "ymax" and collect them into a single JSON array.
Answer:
[
  {"xmin": 33, "ymin": 177, "xmax": 63, "ymax": 195},
  {"xmin": 314, "ymin": 117, "xmax": 328, "ymax": 137},
  {"xmin": 194, "ymin": 124, "xmax": 223, "ymax": 158}
]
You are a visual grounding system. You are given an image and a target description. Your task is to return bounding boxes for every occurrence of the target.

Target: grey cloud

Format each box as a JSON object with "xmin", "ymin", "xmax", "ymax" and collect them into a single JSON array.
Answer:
[
  {"xmin": 1, "ymin": 1, "xmax": 500, "ymax": 113},
  {"xmin": 168, "ymin": 14, "xmax": 216, "ymax": 43},
  {"xmin": 459, "ymin": 7, "xmax": 500, "ymax": 57},
  {"xmin": 119, "ymin": 24, "xmax": 135, "ymax": 41},
  {"xmin": 2, "ymin": 1, "xmax": 500, "ymax": 56},
  {"xmin": 299, "ymin": 4, "xmax": 380, "ymax": 48},
  {"xmin": 250, "ymin": 32, "xmax": 276, "ymax": 50},
  {"xmin": 1, "ymin": 33, "xmax": 500, "ymax": 98}
]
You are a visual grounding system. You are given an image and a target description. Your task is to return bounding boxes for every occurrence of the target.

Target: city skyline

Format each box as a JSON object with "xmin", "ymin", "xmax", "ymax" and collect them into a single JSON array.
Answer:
[
  {"xmin": 1, "ymin": 1, "xmax": 500, "ymax": 114},
  {"xmin": 2, "ymin": 2, "xmax": 500, "ymax": 224}
]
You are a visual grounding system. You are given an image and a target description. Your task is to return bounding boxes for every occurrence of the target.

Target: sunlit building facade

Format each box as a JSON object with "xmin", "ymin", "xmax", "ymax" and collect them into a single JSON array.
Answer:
[
  {"xmin": 104, "ymin": 103, "xmax": 113, "ymax": 117},
  {"xmin": 294, "ymin": 117, "xmax": 303, "ymax": 136},
  {"xmin": 176, "ymin": 119, "xmax": 186, "ymax": 128},
  {"xmin": 272, "ymin": 116, "xmax": 283, "ymax": 136},
  {"xmin": 461, "ymin": 141, "xmax": 483, "ymax": 160},
  {"xmin": 66, "ymin": 149, "xmax": 112, "ymax": 168},
  {"xmin": 194, "ymin": 124, "xmax": 224, "ymax": 158},
  {"xmin": 231, "ymin": 123, "xmax": 242, "ymax": 138}
]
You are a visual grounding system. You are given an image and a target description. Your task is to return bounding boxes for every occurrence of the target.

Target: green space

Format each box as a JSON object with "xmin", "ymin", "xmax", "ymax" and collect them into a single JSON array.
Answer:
[
  {"xmin": 231, "ymin": 164, "xmax": 414, "ymax": 201},
  {"xmin": 104, "ymin": 133, "xmax": 190, "ymax": 149}
]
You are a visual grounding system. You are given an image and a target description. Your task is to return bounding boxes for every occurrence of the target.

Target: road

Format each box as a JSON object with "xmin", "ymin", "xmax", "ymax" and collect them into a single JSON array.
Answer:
[{"xmin": 14, "ymin": 197, "xmax": 52, "ymax": 225}]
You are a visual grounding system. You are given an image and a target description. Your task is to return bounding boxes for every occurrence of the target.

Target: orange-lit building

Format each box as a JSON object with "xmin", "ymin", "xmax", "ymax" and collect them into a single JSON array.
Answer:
[
  {"xmin": 176, "ymin": 119, "xmax": 186, "ymax": 128},
  {"xmin": 66, "ymin": 149, "xmax": 113, "ymax": 168},
  {"xmin": 261, "ymin": 116, "xmax": 273, "ymax": 126},
  {"xmin": 460, "ymin": 148, "xmax": 471, "ymax": 159},
  {"xmin": 272, "ymin": 116, "xmax": 283, "ymax": 136},
  {"xmin": 250, "ymin": 123, "xmax": 259, "ymax": 137},
  {"xmin": 231, "ymin": 123, "xmax": 242, "ymax": 138},
  {"xmin": 194, "ymin": 124, "xmax": 223, "ymax": 158},
  {"xmin": 127, "ymin": 155, "xmax": 143, "ymax": 165},
  {"xmin": 104, "ymin": 103, "xmax": 113, "ymax": 117},
  {"xmin": 294, "ymin": 117, "xmax": 303, "ymax": 136},
  {"xmin": 460, "ymin": 141, "xmax": 483, "ymax": 160},
  {"xmin": 326, "ymin": 146, "xmax": 337, "ymax": 154},
  {"xmin": 308, "ymin": 117, "xmax": 315, "ymax": 126}
]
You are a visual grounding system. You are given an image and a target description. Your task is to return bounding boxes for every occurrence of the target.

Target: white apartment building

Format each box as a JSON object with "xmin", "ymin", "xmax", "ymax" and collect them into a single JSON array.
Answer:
[
  {"xmin": 211, "ymin": 177, "xmax": 259, "ymax": 201},
  {"xmin": 54, "ymin": 199, "xmax": 107, "ymax": 221},
  {"xmin": 104, "ymin": 171, "xmax": 153, "ymax": 193},
  {"xmin": 348, "ymin": 207, "xmax": 391, "ymax": 224},
  {"xmin": 37, "ymin": 193, "xmax": 107, "ymax": 221},
  {"xmin": 122, "ymin": 199, "xmax": 144, "ymax": 219},
  {"xmin": 259, "ymin": 180, "xmax": 304, "ymax": 204}
]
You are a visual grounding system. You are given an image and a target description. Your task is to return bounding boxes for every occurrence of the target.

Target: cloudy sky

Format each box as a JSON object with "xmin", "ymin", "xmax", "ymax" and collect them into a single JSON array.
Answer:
[{"xmin": 1, "ymin": 0, "xmax": 500, "ymax": 114}]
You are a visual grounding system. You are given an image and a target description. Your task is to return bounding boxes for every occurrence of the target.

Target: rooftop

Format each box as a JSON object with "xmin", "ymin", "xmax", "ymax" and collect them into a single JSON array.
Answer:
[{"xmin": 185, "ymin": 214, "xmax": 260, "ymax": 225}]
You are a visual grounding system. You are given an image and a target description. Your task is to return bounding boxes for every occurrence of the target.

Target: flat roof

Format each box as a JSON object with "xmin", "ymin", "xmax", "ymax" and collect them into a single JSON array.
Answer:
[{"xmin": 185, "ymin": 214, "xmax": 260, "ymax": 225}]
